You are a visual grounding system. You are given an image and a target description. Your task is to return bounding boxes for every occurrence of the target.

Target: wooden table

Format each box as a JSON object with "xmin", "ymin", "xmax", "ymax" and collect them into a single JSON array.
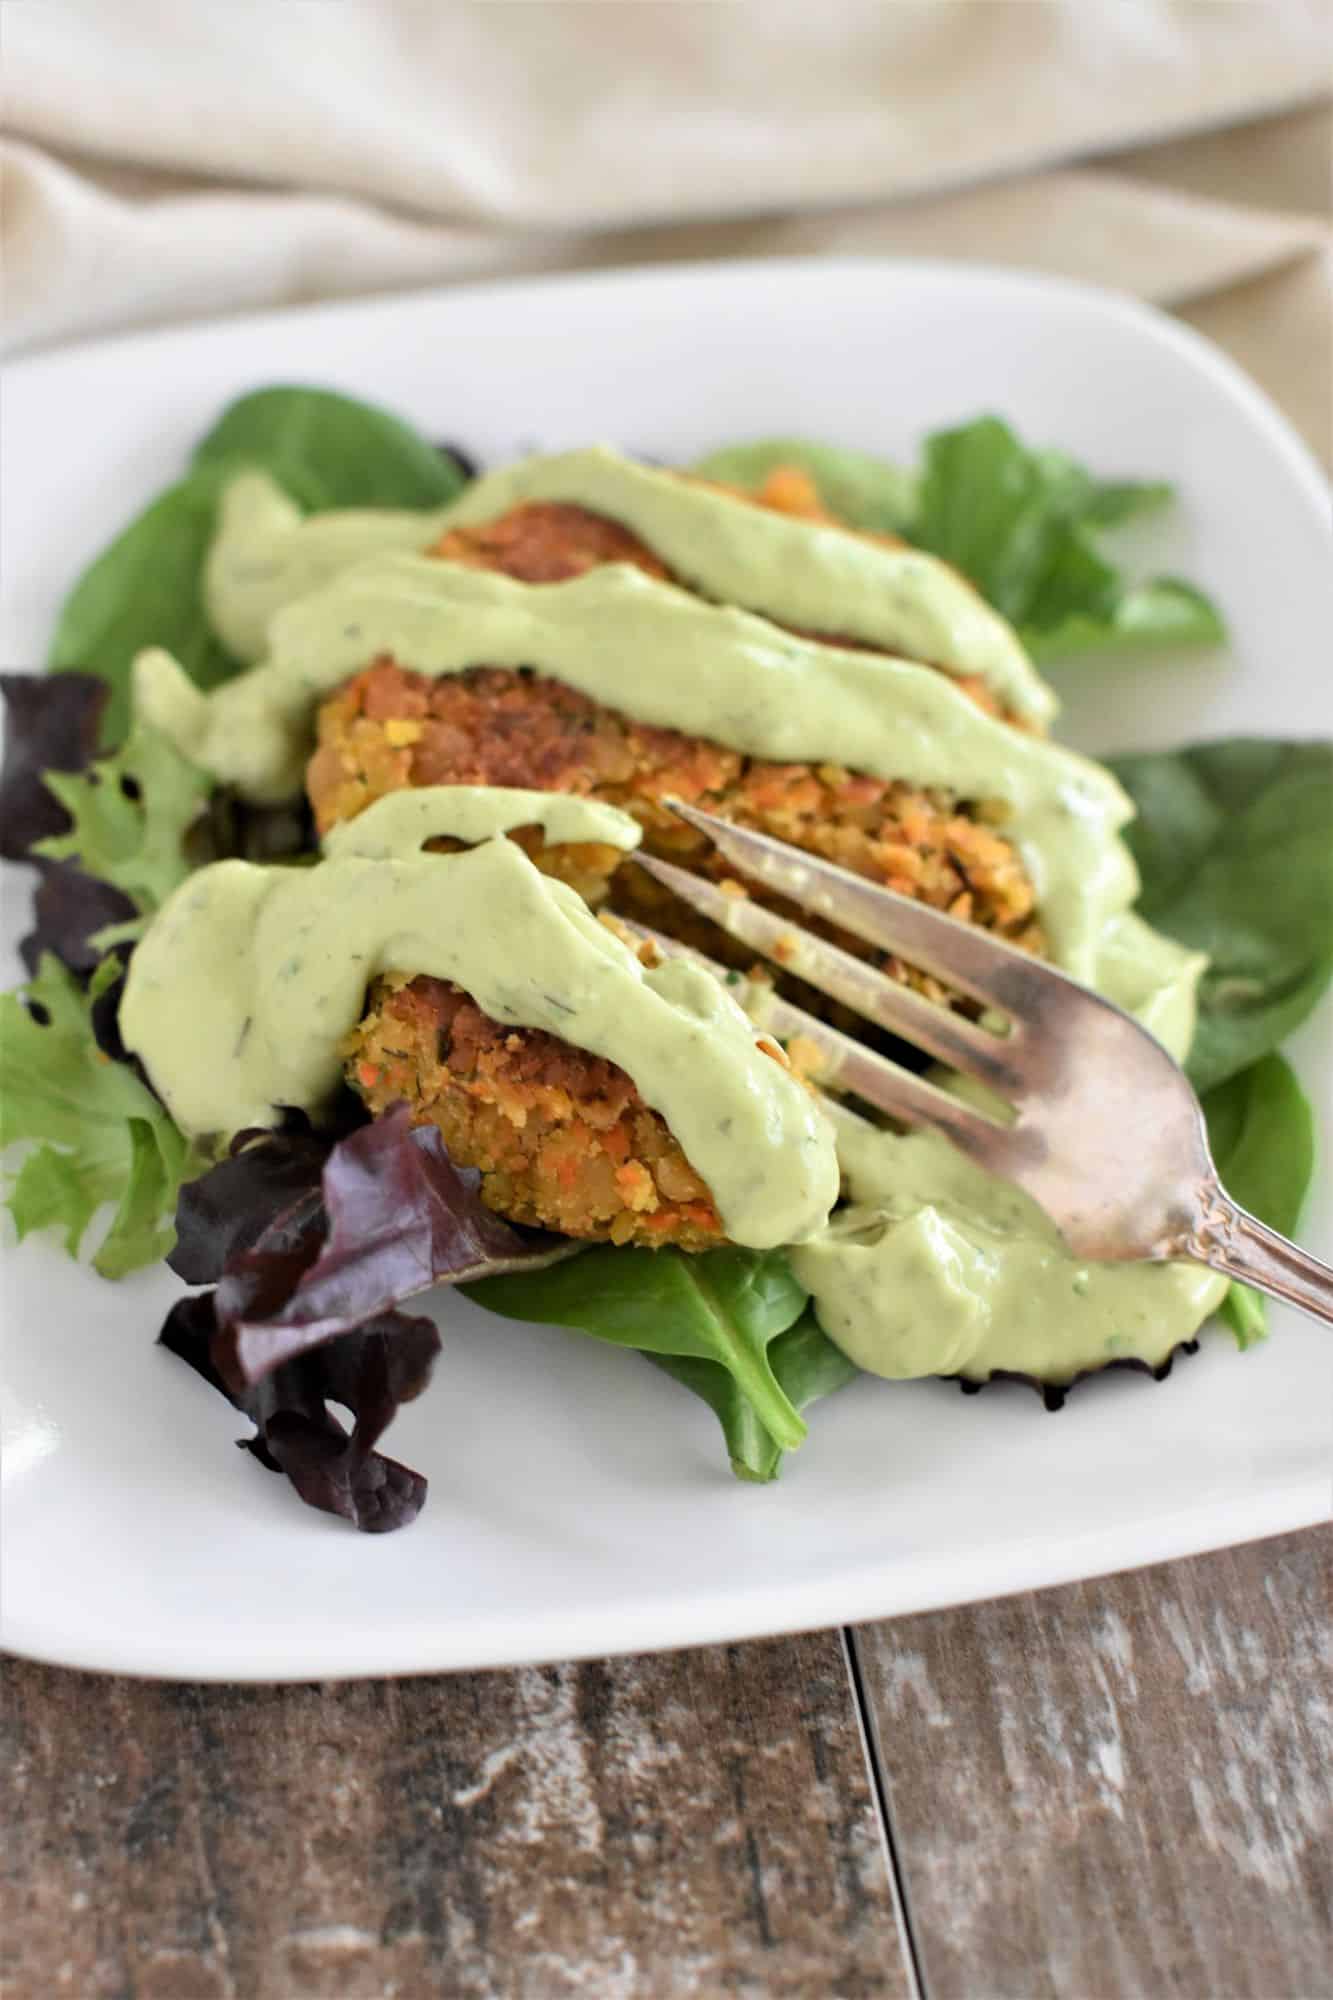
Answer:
[{"xmin": 4, "ymin": 1526, "xmax": 1328, "ymax": 1998}]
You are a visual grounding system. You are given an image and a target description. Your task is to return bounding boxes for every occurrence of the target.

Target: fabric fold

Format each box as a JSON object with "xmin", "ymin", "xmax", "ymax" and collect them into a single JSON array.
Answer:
[{"xmin": 2, "ymin": 3, "xmax": 1329, "ymax": 463}]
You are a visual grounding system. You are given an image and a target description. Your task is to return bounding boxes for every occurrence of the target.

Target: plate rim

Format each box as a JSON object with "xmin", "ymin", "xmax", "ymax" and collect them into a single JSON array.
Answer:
[
  {"xmin": 5, "ymin": 251, "xmax": 1329, "ymax": 509},
  {"xmin": 3, "ymin": 1460, "xmax": 1326, "ymax": 1682},
  {"xmin": 2, "ymin": 254, "xmax": 1330, "ymax": 1681}
]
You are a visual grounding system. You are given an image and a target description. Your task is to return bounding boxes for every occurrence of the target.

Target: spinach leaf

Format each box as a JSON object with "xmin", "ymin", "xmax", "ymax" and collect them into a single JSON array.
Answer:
[
  {"xmin": 1110, "ymin": 740, "xmax": 1333, "ymax": 1093},
  {"xmin": 35, "ymin": 721, "xmax": 210, "ymax": 917},
  {"xmin": 50, "ymin": 387, "xmax": 467, "ymax": 742},
  {"xmin": 691, "ymin": 439, "xmax": 918, "ymax": 535},
  {"xmin": 49, "ymin": 467, "xmax": 245, "ymax": 744},
  {"xmin": 465, "ymin": 1246, "xmax": 813, "ymax": 1465},
  {"xmin": 697, "ymin": 417, "xmax": 1222, "ymax": 664},
  {"xmin": 1, "ymin": 956, "xmax": 194, "ymax": 1276},
  {"xmin": 653, "ymin": 1305, "xmax": 863, "ymax": 1480},
  {"xmin": 192, "ymin": 385, "xmax": 470, "ymax": 509},
  {"xmin": 1202, "ymin": 1053, "xmax": 1317, "ymax": 1347},
  {"xmin": 1025, "ymin": 579, "xmax": 1223, "ymax": 664},
  {"xmin": 911, "ymin": 416, "xmax": 1223, "ymax": 661}
]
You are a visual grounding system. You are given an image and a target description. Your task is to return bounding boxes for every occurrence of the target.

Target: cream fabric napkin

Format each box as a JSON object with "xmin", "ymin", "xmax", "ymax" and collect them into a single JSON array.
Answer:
[{"xmin": 4, "ymin": 0, "xmax": 1330, "ymax": 462}]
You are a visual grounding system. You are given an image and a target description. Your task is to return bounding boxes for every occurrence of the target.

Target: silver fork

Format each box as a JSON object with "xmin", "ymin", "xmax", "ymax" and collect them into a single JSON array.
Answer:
[{"xmin": 630, "ymin": 799, "xmax": 1333, "ymax": 1327}]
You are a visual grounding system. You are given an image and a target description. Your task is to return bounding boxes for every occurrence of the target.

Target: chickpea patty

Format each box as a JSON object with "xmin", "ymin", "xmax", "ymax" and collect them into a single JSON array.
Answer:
[
  {"xmin": 345, "ymin": 971, "xmax": 748, "ymax": 1250},
  {"xmin": 307, "ymin": 659, "xmax": 1045, "ymax": 1006}
]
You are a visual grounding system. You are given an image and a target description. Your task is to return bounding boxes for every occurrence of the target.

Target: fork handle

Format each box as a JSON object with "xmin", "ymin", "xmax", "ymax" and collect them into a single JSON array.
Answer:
[{"xmin": 1188, "ymin": 1187, "xmax": 1333, "ymax": 1329}]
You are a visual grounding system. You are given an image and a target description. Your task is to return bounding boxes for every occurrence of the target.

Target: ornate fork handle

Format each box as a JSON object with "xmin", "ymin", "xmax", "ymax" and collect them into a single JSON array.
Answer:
[{"xmin": 1181, "ymin": 1183, "xmax": 1333, "ymax": 1327}]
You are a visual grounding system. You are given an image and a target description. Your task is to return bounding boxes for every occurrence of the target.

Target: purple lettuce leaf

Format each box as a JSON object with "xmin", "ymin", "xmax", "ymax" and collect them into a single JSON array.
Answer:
[
  {"xmin": 158, "ymin": 1105, "xmax": 577, "ymax": 1528},
  {"xmin": 0, "ymin": 672, "xmax": 109, "ymax": 861},
  {"xmin": 211, "ymin": 1104, "xmax": 573, "ymax": 1391},
  {"xmin": 19, "ymin": 862, "xmax": 138, "ymax": 980},
  {"xmin": 168, "ymin": 1122, "xmax": 332, "ymax": 1284},
  {"xmin": 160, "ymin": 1290, "xmax": 439, "ymax": 1532}
]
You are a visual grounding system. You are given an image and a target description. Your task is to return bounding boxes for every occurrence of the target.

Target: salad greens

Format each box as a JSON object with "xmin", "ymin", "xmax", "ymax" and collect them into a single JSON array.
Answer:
[
  {"xmin": 1110, "ymin": 739, "xmax": 1332, "ymax": 1345},
  {"xmin": 192, "ymin": 386, "xmax": 472, "ymax": 509},
  {"xmin": 911, "ymin": 416, "xmax": 1223, "ymax": 661},
  {"xmin": 34, "ymin": 720, "xmax": 210, "ymax": 919},
  {"xmin": 466, "ymin": 1245, "xmax": 858, "ymax": 1481},
  {"xmin": 154, "ymin": 1107, "xmax": 574, "ymax": 1530},
  {"xmin": 1201, "ymin": 1054, "xmax": 1316, "ymax": 1347},
  {"xmin": 692, "ymin": 438, "xmax": 918, "ymax": 536},
  {"xmin": 162, "ymin": 1290, "xmax": 443, "ymax": 1533},
  {"xmin": 0, "ymin": 672, "xmax": 111, "ymax": 862},
  {"xmin": 697, "ymin": 416, "xmax": 1225, "ymax": 663},
  {"xmin": 2, "ymin": 381, "xmax": 1326, "ymax": 1530},
  {"xmin": 652, "ymin": 1307, "xmax": 862, "ymax": 1482},
  {"xmin": 1109, "ymin": 739, "xmax": 1333, "ymax": 1095},
  {"xmin": 50, "ymin": 386, "xmax": 471, "ymax": 743},
  {"xmin": 1, "ymin": 956, "xmax": 197, "ymax": 1276}
]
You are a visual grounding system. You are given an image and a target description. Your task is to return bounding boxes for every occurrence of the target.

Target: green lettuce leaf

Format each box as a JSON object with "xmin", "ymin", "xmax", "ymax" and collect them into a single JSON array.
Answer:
[
  {"xmin": 691, "ymin": 439, "xmax": 918, "ymax": 535},
  {"xmin": 653, "ymin": 1305, "xmax": 862, "ymax": 1480},
  {"xmin": 34, "ymin": 720, "xmax": 210, "ymax": 917},
  {"xmin": 1109, "ymin": 739, "xmax": 1333, "ymax": 1094},
  {"xmin": 465, "ymin": 1245, "xmax": 829, "ymax": 1473},
  {"xmin": 49, "ymin": 467, "xmax": 246, "ymax": 745},
  {"xmin": 911, "ymin": 416, "xmax": 1223, "ymax": 660},
  {"xmin": 697, "ymin": 417, "xmax": 1222, "ymax": 664},
  {"xmin": 50, "ymin": 387, "xmax": 468, "ymax": 741},
  {"xmin": 1201, "ymin": 1054, "xmax": 1317, "ymax": 1348},
  {"xmin": 1025, "ymin": 580, "xmax": 1224, "ymax": 663},
  {"xmin": 192, "ymin": 385, "xmax": 470, "ymax": 509},
  {"xmin": 1, "ymin": 957, "xmax": 194, "ymax": 1276}
]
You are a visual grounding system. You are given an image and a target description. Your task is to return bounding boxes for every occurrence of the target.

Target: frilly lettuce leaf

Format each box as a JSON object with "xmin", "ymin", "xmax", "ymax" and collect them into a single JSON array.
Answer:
[
  {"xmin": 34, "ymin": 720, "xmax": 210, "ymax": 919},
  {"xmin": 1, "ymin": 956, "xmax": 195, "ymax": 1275},
  {"xmin": 0, "ymin": 673, "xmax": 111, "ymax": 861}
]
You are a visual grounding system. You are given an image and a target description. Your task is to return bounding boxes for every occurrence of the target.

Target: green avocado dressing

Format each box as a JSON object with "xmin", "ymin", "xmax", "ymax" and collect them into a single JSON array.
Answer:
[
  {"xmin": 320, "ymin": 784, "xmax": 643, "ymax": 860},
  {"xmin": 136, "ymin": 556, "xmax": 1191, "ymax": 1012},
  {"xmin": 203, "ymin": 452, "xmax": 1055, "ymax": 722},
  {"xmin": 117, "ymin": 787, "xmax": 838, "ymax": 1252},
  {"xmin": 790, "ymin": 1108, "xmax": 1228, "ymax": 1384},
  {"xmin": 146, "ymin": 477, "xmax": 1223, "ymax": 1382}
]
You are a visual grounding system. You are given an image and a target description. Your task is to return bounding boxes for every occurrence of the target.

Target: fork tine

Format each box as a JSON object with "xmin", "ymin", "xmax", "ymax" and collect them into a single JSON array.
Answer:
[
  {"xmin": 619, "ymin": 919, "xmax": 1011, "ymax": 1164},
  {"xmin": 631, "ymin": 852, "xmax": 1026, "ymax": 1095},
  {"xmin": 664, "ymin": 798, "xmax": 1036, "ymax": 1013}
]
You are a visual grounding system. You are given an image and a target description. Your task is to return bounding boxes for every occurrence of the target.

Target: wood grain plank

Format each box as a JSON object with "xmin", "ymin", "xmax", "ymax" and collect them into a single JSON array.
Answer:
[
  {"xmin": 854, "ymin": 1528, "xmax": 1332, "ymax": 2000},
  {"xmin": 1, "ymin": 1631, "xmax": 908, "ymax": 2000}
]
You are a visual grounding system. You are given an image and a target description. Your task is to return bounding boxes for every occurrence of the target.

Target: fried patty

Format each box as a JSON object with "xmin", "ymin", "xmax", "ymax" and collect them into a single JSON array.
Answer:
[
  {"xmin": 308, "ymin": 659, "xmax": 1044, "ymax": 993},
  {"xmin": 345, "ymin": 970, "xmax": 747, "ymax": 1249},
  {"xmin": 428, "ymin": 480, "xmax": 1013, "ymax": 725},
  {"xmin": 328, "ymin": 467, "xmax": 1043, "ymax": 1247}
]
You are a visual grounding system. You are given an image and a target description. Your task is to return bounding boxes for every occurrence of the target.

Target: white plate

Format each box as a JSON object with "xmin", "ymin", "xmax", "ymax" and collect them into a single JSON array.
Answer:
[{"xmin": 2, "ymin": 260, "xmax": 1330, "ymax": 1682}]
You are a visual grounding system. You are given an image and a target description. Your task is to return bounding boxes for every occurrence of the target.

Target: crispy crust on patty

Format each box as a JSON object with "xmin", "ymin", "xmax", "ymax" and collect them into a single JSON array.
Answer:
[
  {"xmin": 344, "ymin": 971, "xmax": 734, "ymax": 1248},
  {"xmin": 307, "ymin": 659, "xmax": 1045, "ymax": 1005},
  {"xmin": 326, "ymin": 467, "xmax": 1044, "ymax": 1247}
]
